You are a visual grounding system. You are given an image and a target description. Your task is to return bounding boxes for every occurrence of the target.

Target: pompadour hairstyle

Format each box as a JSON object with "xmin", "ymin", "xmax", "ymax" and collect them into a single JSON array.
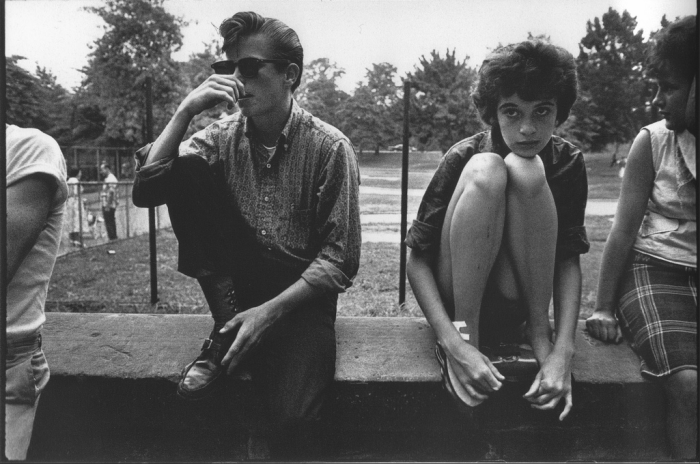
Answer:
[
  {"xmin": 646, "ymin": 15, "xmax": 697, "ymax": 82},
  {"xmin": 219, "ymin": 11, "xmax": 304, "ymax": 92},
  {"xmin": 471, "ymin": 40, "xmax": 578, "ymax": 127}
]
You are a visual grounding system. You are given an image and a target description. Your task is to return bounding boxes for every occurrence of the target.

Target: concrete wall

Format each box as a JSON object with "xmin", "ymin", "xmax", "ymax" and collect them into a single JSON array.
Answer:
[{"xmin": 27, "ymin": 314, "xmax": 668, "ymax": 461}]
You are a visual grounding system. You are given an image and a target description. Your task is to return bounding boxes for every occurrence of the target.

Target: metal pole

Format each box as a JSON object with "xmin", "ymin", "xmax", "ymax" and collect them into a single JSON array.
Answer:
[
  {"xmin": 1, "ymin": 34, "xmax": 8, "ymax": 457},
  {"xmin": 77, "ymin": 181, "xmax": 84, "ymax": 247},
  {"xmin": 146, "ymin": 76, "xmax": 159, "ymax": 305},
  {"xmin": 399, "ymin": 80, "xmax": 411, "ymax": 305},
  {"xmin": 96, "ymin": 147, "xmax": 101, "ymax": 178},
  {"xmin": 125, "ymin": 182, "xmax": 131, "ymax": 238}
]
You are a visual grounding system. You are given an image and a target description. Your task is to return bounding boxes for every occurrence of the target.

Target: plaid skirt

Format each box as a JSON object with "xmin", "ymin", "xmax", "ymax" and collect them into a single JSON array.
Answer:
[{"xmin": 617, "ymin": 251, "xmax": 698, "ymax": 379}]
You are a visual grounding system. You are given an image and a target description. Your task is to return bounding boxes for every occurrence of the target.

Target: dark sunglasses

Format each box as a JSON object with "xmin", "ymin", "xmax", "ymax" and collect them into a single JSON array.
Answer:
[{"xmin": 211, "ymin": 58, "xmax": 290, "ymax": 78}]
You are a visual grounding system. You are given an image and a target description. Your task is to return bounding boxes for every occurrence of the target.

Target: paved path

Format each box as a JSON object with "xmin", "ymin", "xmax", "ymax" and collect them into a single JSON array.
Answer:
[
  {"xmin": 361, "ymin": 199, "xmax": 617, "ymax": 243},
  {"xmin": 59, "ymin": 182, "xmax": 617, "ymax": 251}
]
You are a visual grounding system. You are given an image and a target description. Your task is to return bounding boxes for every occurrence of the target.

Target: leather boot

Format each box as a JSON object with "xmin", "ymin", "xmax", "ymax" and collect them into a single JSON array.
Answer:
[{"xmin": 177, "ymin": 275, "xmax": 241, "ymax": 400}]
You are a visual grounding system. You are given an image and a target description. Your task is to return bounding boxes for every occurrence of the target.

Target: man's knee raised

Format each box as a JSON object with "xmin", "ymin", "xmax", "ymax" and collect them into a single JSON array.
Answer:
[
  {"xmin": 461, "ymin": 152, "xmax": 507, "ymax": 196},
  {"xmin": 504, "ymin": 153, "xmax": 548, "ymax": 197}
]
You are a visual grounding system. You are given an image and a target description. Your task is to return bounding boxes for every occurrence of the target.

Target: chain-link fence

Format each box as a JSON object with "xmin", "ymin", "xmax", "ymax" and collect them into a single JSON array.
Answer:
[
  {"xmin": 60, "ymin": 180, "xmax": 170, "ymax": 256},
  {"xmin": 62, "ymin": 146, "xmax": 137, "ymax": 181},
  {"xmin": 59, "ymin": 146, "xmax": 171, "ymax": 255}
]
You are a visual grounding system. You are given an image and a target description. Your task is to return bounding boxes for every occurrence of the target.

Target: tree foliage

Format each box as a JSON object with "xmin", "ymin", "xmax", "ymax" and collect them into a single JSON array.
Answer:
[
  {"xmin": 342, "ymin": 63, "xmax": 402, "ymax": 153},
  {"xmin": 78, "ymin": 0, "xmax": 186, "ymax": 146},
  {"xmin": 6, "ymin": 56, "xmax": 47, "ymax": 131},
  {"xmin": 574, "ymin": 8, "xmax": 650, "ymax": 152},
  {"xmin": 295, "ymin": 58, "xmax": 349, "ymax": 130},
  {"xmin": 8, "ymin": 4, "xmax": 678, "ymax": 159},
  {"xmin": 407, "ymin": 49, "xmax": 482, "ymax": 153},
  {"xmin": 177, "ymin": 40, "xmax": 237, "ymax": 138},
  {"xmin": 5, "ymin": 56, "xmax": 74, "ymax": 144}
]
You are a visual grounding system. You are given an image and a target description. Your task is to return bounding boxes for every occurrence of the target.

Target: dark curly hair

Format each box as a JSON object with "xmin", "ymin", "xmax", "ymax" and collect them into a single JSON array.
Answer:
[
  {"xmin": 471, "ymin": 40, "xmax": 578, "ymax": 127},
  {"xmin": 646, "ymin": 15, "xmax": 697, "ymax": 82},
  {"xmin": 219, "ymin": 11, "xmax": 304, "ymax": 92}
]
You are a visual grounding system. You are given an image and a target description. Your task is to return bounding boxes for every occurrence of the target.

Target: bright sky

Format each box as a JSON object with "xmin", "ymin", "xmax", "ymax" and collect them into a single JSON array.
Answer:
[{"xmin": 5, "ymin": 0, "xmax": 697, "ymax": 93}]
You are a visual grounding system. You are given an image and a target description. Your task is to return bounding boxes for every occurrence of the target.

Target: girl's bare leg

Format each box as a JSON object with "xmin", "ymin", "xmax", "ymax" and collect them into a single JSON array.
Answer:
[
  {"xmin": 664, "ymin": 369, "xmax": 698, "ymax": 459},
  {"xmin": 502, "ymin": 153, "xmax": 557, "ymax": 359},
  {"xmin": 436, "ymin": 152, "xmax": 507, "ymax": 348}
]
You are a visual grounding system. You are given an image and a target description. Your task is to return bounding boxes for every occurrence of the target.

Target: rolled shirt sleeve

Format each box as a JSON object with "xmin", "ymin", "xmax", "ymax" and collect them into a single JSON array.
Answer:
[
  {"xmin": 132, "ymin": 143, "xmax": 176, "ymax": 207},
  {"xmin": 301, "ymin": 138, "xmax": 362, "ymax": 293},
  {"xmin": 547, "ymin": 142, "xmax": 590, "ymax": 259},
  {"xmin": 132, "ymin": 125, "xmax": 220, "ymax": 208},
  {"xmin": 405, "ymin": 140, "xmax": 475, "ymax": 253}
]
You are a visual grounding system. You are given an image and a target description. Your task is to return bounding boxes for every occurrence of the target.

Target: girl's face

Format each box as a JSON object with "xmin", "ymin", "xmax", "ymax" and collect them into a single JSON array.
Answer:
[
  {"xmin": 653, "ymin": 64, "xmax": 691, "ymax": 132},
  {"xmin": 496, "ymin": 94, "xmax": 558, "ymax": 158}
]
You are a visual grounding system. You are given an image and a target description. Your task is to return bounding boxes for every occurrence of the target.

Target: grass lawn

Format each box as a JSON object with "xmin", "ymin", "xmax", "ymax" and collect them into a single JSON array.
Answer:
[{"xmin": 48, "ymin": 148, "xmax": 621, "ymax": 319}]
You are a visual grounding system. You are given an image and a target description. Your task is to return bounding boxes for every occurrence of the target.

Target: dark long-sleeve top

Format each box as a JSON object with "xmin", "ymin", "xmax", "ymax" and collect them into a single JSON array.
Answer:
[
  {"xmin": 406, "ymin": 129, "xmax": 590, "ymax": 260},
  {"xmin": 133, "ymin": 100, "xmax": 362, "ymax": 293}
]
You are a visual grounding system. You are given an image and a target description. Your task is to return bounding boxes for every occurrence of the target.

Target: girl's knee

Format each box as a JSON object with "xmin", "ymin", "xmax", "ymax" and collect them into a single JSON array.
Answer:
[
  {"xmin": 504, "ymin": 153, "xmax": 548, "ymax": 197},
  {"xmin": 664, "ymin": 369, "xmax": 698, "ymax": 405},
  {"xmin": 459, "ymin": 152, "xmax": 507, "ymax": 196}
]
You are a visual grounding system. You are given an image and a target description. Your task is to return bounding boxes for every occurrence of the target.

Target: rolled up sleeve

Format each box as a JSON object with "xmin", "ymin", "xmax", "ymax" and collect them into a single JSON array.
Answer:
[
  {"xmin": 405, "ymin": 150, "xmax": 467, "ymax": 253},
  {"xmin": 132, "ymin": 144, "xmax": 178, "ymax": 207},
  {"xmin": 551, "ymin": 147, "xmax": 590, "ymax": 260},
  {"xmin": 301, "ymin": 139, "xmax": 361, "ymax": 293},
  {"xmin": 132, "ymin": 127, "xmax": 219, "ymax": 208}
]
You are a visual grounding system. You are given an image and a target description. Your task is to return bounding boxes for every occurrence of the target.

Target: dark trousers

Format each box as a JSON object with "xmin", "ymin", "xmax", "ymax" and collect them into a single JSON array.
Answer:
[
  {"xmin": 102, "ymin": 207, "xmax": 117, "ymax": 240},
  {"xmin": 164, "ymin": 155, "xmax": 337, "ymax": 457}
]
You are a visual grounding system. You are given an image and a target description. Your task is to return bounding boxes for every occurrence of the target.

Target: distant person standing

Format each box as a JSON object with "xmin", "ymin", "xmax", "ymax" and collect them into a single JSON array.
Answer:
[
  {"xmin": 99, "ymin": 163, "xmax": 119, "ymax": 240},
  {"xmin": 120, "ymin": 160, "xmax": 135, "ymax": 180},
  {"xmin": 66, "ymin": 168, "xmax": 85, "ymax": 246},
  {"xmin": 5, "ymin": 124, "xmax": 68, "ymax": 460}
]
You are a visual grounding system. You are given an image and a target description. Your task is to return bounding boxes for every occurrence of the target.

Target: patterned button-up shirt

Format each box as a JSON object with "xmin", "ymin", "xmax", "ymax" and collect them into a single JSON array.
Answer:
[
  {"xmin": 406, "ymin": 129, "xmax": 590, "ymax": 260},
  {"xmin": 135, "ymin": 100, "xmax": 361, "ymax": 293}
]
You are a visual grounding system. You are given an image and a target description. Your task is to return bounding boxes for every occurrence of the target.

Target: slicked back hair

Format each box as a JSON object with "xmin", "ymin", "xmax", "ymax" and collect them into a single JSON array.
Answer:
[
  {"xmin": 471, "ymin": 40, "xmax": 578, "ymax": 127},
  {"xmin": 219, "ymin": 11, "xmax": 304, "ymax": 92}
]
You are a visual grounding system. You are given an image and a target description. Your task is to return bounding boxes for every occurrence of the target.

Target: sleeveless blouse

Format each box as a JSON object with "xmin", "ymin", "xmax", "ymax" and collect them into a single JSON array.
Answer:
[{"xmin": 633, "ymin": 121, "xmax": 696, "ymax": 267}]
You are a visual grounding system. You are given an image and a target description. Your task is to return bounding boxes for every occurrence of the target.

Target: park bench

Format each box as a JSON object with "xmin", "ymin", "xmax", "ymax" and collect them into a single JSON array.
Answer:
[{"xmin": 29, "ymin": 313, "xmax": 667, "ymax": 461}]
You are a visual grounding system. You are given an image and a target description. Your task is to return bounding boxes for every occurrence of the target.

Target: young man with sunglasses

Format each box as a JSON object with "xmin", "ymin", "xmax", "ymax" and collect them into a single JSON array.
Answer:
[{"xmin": 132, "ymin": 11, "xmax": 360, "ymax": 458}]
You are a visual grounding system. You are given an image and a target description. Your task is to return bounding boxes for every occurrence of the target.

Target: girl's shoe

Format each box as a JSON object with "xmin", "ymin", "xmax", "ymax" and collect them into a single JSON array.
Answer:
[
  {"xmin": 434, "ymin": 342, "xmax": 482, "ymax": 412},
  {"xmin": 480, "ymin": 343, "xmax": 539, "ymax": 383}
]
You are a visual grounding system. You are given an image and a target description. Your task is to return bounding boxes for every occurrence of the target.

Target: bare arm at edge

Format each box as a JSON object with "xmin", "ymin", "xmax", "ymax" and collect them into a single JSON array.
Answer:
[{"xmin": 6, "ymin": 174, "xmax": 55, "ymax": 284}]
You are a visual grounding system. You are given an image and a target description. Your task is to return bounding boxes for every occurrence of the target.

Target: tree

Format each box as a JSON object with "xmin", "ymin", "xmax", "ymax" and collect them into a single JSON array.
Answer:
[
  {"xmin": 78, "ymin": 0, "xmax": 186, "ymax": 146},
  {"xmin": 295, "ymin": 58, "xmax": 349, "ymax": 130},
  {"xmin": 177, "ymin": 40, "xmax": 237, "ymax": 138},
  {"xmin": 343, "ymin": 63, "xmax": 402, "ymax": 153},
  {"xmin": 35, "ymin": 65, "xmax": 74, "ymax": 144},
  {"xmin": 407, "ymin": 49, "xmax": 482, "ymax": 153},
  {"xmin": 6, "ymin": 56, "xmax": 47, "ymax": 130},
  {"xmin": 5, "ymin": 56, "xmax": 74, "ymax": 144},
  {"xmin": 574, "ymin": 8, "xmax": 650, "ymax": 153}
]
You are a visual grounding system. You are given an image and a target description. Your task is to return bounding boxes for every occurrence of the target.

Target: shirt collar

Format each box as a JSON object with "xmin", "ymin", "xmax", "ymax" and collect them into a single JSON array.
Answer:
[{"xmin": 243, "ymin": 98, "xmax": 302, "ymax": 152}]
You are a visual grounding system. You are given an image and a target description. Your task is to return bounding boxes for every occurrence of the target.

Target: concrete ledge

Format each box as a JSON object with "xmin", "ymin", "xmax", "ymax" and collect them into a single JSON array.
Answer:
[
  {"xmin": 42, "ymin": 313, "xmax": 646, "ymax": 384},
  {"xmin": 28, "ymin": 313, "xmax": 667, "ymax": 461}
]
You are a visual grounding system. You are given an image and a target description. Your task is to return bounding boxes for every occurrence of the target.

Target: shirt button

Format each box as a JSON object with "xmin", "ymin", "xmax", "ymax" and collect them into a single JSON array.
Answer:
[
  {"xmin": 261, "ymin": 230, "xmax": 267, "ymax": 236},
  {"xmin": 266, "ymin": 163, "xmax": 271, "ymax": 169}
]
